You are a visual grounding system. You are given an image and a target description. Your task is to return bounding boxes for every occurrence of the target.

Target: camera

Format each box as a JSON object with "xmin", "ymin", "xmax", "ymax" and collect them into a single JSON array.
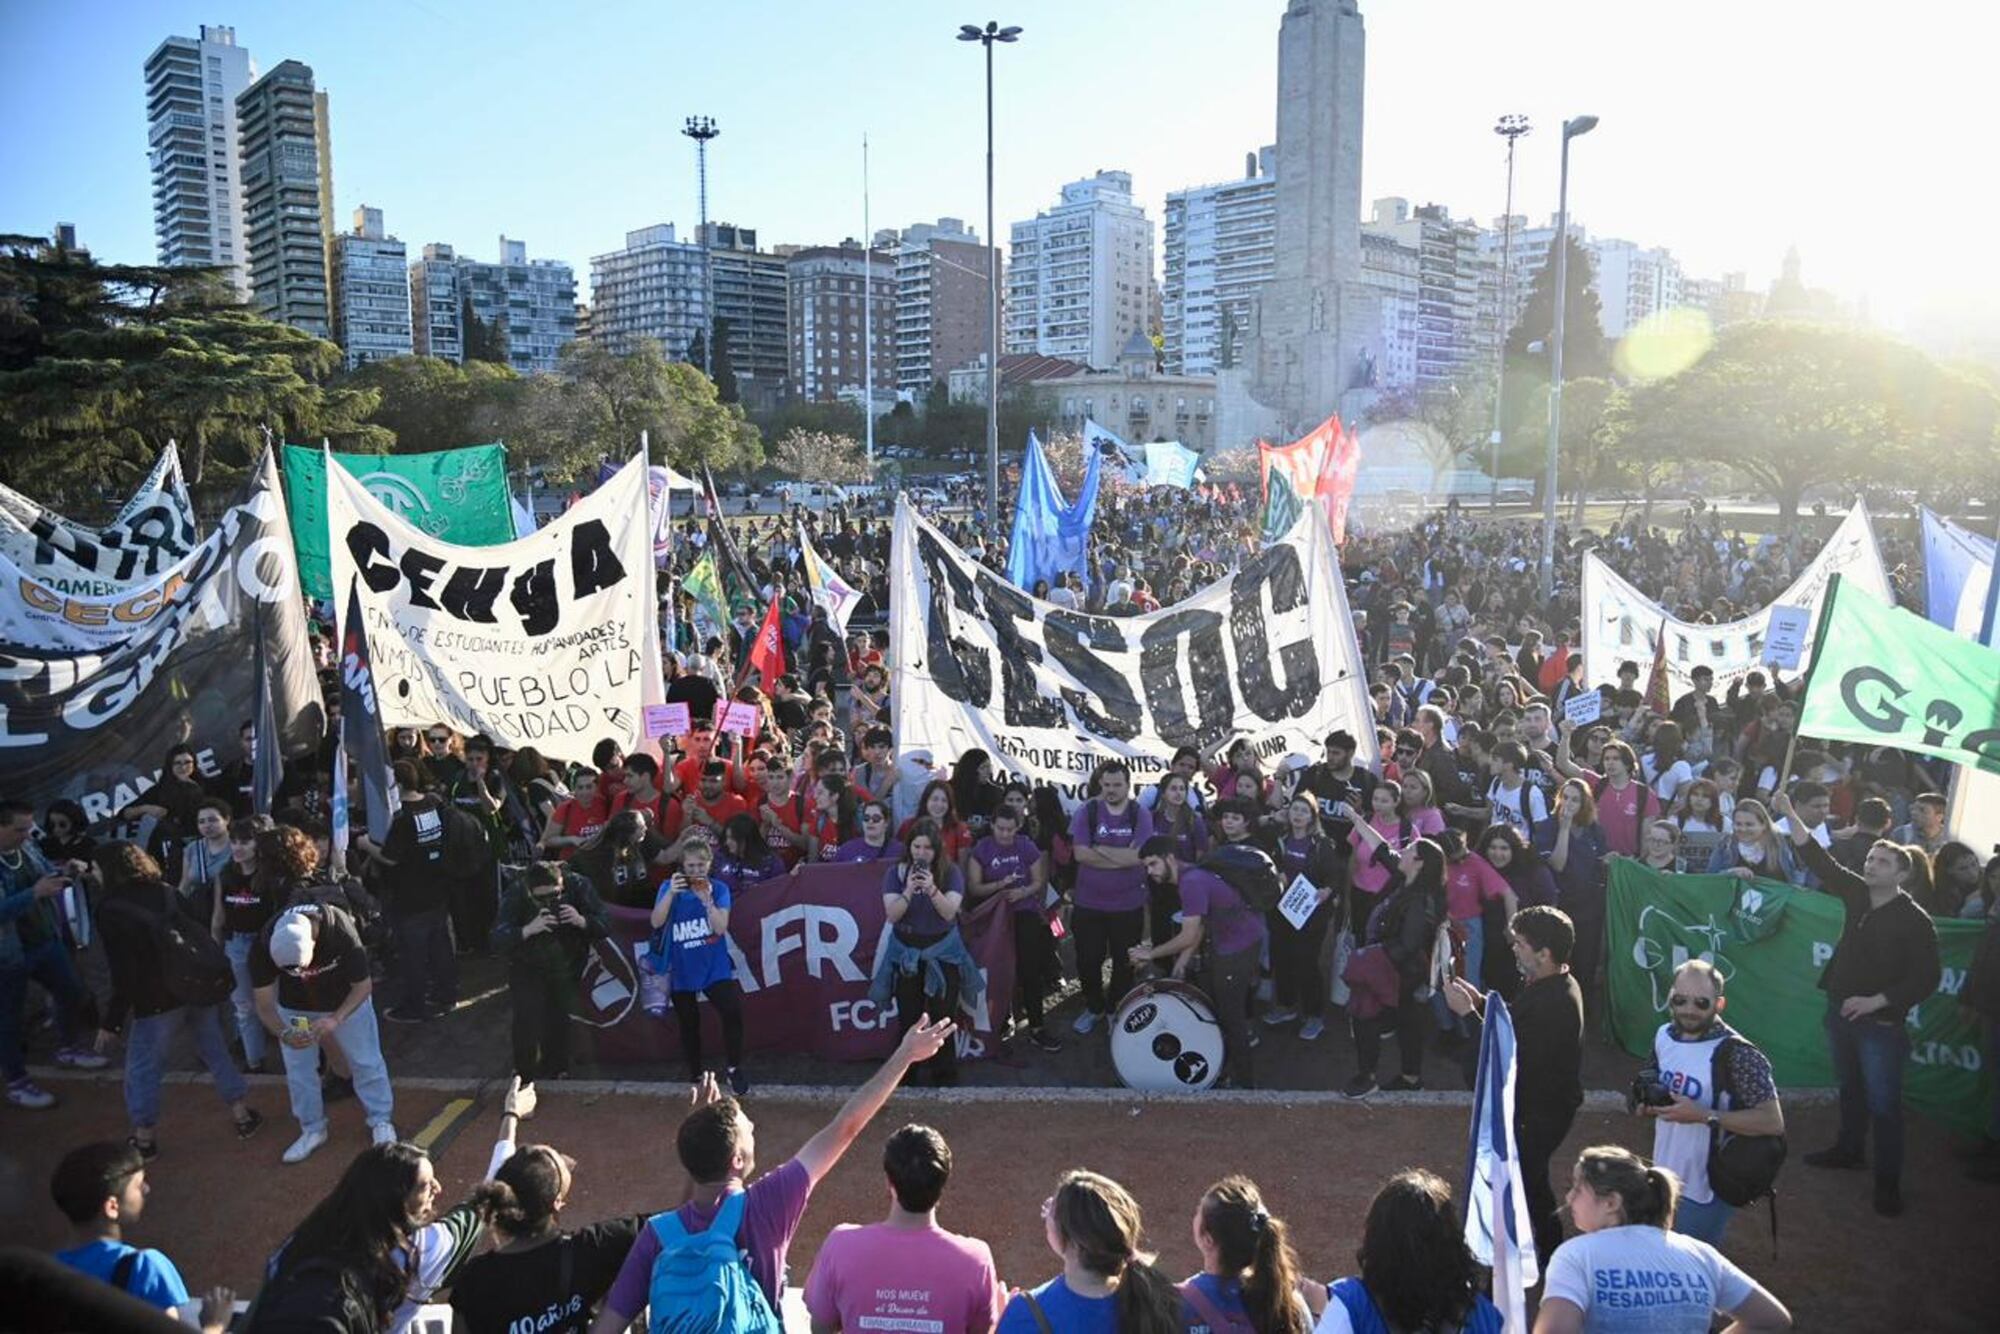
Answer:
[{"xmin": 1627, "ymin": 1068, "xmax": 1675, "ymax": 1113}]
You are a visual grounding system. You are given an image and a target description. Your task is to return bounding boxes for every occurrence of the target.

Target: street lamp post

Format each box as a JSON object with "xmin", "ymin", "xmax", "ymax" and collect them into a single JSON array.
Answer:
[
  {"xmin": 958, "ymin": 20, "xmax": 1020, "ymax": 527},
  {"xmin": 1541, "ymin": 113, "xmax": 1597, "ymax": 604},
  {"xmin": 682, "ymin": 116, "xmax": 719, "ymax": 379},
  {"xmin": 1489, "ymin": 114, "xmax": 1531, "ymax": 515}
]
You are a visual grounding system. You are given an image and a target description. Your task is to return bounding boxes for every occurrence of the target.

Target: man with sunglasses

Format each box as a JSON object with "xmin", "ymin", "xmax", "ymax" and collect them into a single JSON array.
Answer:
[{"xmin": 1635, "ymin": 959, "xmax": 1784, "ymax": 1245}]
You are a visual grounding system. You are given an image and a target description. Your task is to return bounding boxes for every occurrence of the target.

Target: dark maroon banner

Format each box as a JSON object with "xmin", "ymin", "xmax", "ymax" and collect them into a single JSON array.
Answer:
[{"xmin": 572, "ymin": 861, "xmax": 1019, "ymax": 1065}]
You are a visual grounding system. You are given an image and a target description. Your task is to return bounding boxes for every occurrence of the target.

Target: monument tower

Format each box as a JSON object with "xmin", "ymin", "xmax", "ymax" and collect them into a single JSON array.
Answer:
[{"xmin": 1217, "ymin": 0, "xmax": 1381, "ymax": 445}]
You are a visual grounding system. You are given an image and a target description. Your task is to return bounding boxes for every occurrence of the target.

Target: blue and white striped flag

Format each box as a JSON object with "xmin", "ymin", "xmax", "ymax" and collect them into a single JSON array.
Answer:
[{"xmin": 1464, "ymin": 991, "xmax": 1538, "ymax": 1331}]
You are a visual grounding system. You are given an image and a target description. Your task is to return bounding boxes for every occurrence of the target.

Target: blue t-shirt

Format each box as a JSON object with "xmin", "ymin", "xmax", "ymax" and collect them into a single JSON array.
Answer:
[
  {"xmin": 655, "ymin": 879, "xmax": 735, "ymax": 993},
  {"xmin": 55, "ymin": 1239, "xmax": 191, "ymax": 1313},
  {"xmin": 1180, "ymin": 1271, "xmax": 1248, "ymax": 1333},
  {"xmin": 998, "ymin": 1276, "xmax": 1117, "ymax": 1334}
]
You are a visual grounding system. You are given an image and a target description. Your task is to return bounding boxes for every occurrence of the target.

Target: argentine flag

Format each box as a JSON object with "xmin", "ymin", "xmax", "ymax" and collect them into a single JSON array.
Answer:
[{"xmin": 1464, "ymin": 991, "xmax": 1539, "ymax": 1331}]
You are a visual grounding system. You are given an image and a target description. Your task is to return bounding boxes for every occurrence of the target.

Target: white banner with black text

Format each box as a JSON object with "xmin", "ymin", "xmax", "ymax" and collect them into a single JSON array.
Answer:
[{"xmin": 0, "ymin": 444, "xmax": 200, "ymax": 598}]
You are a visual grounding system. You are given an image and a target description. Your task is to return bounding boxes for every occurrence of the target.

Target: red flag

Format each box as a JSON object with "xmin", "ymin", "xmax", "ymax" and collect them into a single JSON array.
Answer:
[
  {"xmin": 1539, "ymin": 643, "xmax": 1572, "ymax": 695},
  {"xmin": 1315, "ymin": 421, "xmax": 1362, "ymax": 544},
  {"xmin": 746, "ymin": 593, "xmax": 786, "ymax": 688},
  {"xmin": 1644, "ymin": 629, "xmax": 1672, "ymax": 717}
]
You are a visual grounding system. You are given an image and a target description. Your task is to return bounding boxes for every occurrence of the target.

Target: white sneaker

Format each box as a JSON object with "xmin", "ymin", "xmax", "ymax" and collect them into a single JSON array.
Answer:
[
  {"xmin": 55, "ymin": 1047, "xmax": 109, "ymax": 1070},
  {"xmin": 370, "ymin": 1122, "xmax": 399, "ymax": 1147},
  {"xmin": 6, "ymin": 1077, "xmax": 56, "ymax": 1110},
  {"xmin": 282, "ymin": 1128, "xmax": 329, "ymax": 1164},
  {"xmin": 1072, "ymin": 1010, "xmax": 1100, "ymax": 1035}
]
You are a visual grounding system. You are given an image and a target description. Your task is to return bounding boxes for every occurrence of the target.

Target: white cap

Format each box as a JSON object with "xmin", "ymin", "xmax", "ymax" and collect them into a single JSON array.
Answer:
[{"xmin": 268, "ymin": 910, "xmax": 315, "ymax": 970}]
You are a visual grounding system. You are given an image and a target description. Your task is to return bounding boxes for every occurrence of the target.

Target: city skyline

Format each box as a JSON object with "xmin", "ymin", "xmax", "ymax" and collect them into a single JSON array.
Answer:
[{"xmin": 1, "ymin": 1, "xmax": 1990, "ymax": 351}]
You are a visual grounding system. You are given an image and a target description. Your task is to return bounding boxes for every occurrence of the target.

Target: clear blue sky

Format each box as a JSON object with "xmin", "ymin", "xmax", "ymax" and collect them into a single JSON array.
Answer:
[{"xmin": 2, "ymin": 1, "xmax": 1991, "ymax": 345}]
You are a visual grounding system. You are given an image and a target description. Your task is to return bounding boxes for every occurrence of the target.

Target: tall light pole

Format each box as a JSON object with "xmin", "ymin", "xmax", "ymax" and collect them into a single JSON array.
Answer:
[
  {"xmin": 958, "ymin": 20, "xmax": 1021, "ymax": 525},
  {"xmin": 682, "ymin": 115, "xmax": 719, "ymax": 379},
  {"xmin": 1541, "ymin": 113, "xmax": 1597, "ymax": 604},
  {"xmin": 1489, "ymin": 113, "xmax": 1531, "ymax": 514}
]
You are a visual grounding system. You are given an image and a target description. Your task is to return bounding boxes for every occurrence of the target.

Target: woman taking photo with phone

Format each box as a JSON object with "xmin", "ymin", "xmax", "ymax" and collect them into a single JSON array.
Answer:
[
  {"xmin": 870, "ymin": 822, "xmax": 983, "ymax": 1086},
  {"xmin": 647, "ymin": 838, "xmax": 748, "ymax": 1097}
]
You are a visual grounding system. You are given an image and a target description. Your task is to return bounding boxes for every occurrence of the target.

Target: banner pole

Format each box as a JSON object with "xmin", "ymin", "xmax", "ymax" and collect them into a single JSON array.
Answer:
[{"xmin": 1776, "ymin": 572, "xmax": 1842, "ymax": 795}]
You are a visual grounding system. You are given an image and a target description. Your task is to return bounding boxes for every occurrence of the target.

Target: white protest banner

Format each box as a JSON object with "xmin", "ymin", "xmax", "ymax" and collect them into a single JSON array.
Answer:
[
  {"xmin": 1762, "ymin": 604, "xmax": 1811, "ymax": 668},
  {"xmin": 1580, "ymin": 502, "xmax": 1889, "ymax": 698},
  {"xmin": 645, "ymin": 702, "xmax": 691, "ymax": 739},
  {"xmin": 1277, "ymin": 874, "xmax": 1321, "ymax": 932},
  {"xmin": 1563, "ymin": 690, "xmax": 1603, "ymax": 728},
  {"xmin": 0, "ymin": 445, "xmax": 200, "ymax": 598},
  {"xmin": 891, "ymin": 498, "xmax": 1378, "ymax": 801},
  {"xmin": 329, "ymin": 451, "xmax": 664, "ymax": 767}
]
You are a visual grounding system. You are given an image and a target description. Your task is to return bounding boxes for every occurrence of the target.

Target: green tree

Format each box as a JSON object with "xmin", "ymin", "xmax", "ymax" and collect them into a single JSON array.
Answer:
[
  {"xmin": 344, "ymin": 355, "xmax": 527, "ymax": 454},
  {"xmin": 461, "ymin": 295, "xmax": 507, "ymax": 365},
  {"xmin": 0, "ymin": 235, "xmax": 386, "ymax": 499},
  {"xmin": 1612, "ymin": 320, "xmax": 2000, "ymax": 520},
  {"xmin": 709, "ymin": 315, "xmax": 739, "ymax": 404},
  {"xmin": 515, "ymin": 338, "xmax": 761, "ymax": 482},
  {"xmin": 1499, "ymin": 234, "xmax": 1609, "ymax": 491}
]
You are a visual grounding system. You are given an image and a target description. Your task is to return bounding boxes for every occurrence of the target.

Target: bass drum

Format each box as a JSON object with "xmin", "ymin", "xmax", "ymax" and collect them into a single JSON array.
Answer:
[{"xmin": 1109, "ymin": 978, "xmax": 1224, "ymax": 1092}]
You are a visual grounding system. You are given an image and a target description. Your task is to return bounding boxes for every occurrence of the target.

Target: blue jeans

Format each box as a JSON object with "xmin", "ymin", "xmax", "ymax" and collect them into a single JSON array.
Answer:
[
  {"xmin": 1825, "ymin": 1004, "xmax": 1910, "ymax": 1187},
  {"xmin": 275, "ymin": 997, "xmax": 394, "ymax": 1134},
  {"xmin": 0, "ymin": 940, "xmax": 92, "ymax": 1079},
  {"xmin": 124, "ymin": 1005, "xmax": 248, "ymax": 1129},
  {"xmin": 224, "ymin": 933, "xmax": 267, "ymax": 1068},
  {"xmin": 1673, "ymin": 1192, "xmax": 1734, "ymax": 1245}
]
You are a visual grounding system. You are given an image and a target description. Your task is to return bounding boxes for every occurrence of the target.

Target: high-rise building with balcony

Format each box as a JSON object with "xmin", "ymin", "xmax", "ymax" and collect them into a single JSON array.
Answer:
[
  {"xmin": 236, "ymin": 59, "xmax": 331, "ymax": 336},
  {"xmin": 590, "ymin": 223, "xmax": 710, "ymax": 361},
  {"xmin": 697, "ymin": 223, "xmax": 789, "ymax": 405},
  {"xmin": 892, "ymin": 218, "xmax": 996, "ymax": 397},
  {"xmin": 1358, "ymin": 230, "xmax": 1420, "ymax": 391},
  {"xmin": 787, "ymin": 242, "xmax": 897, "ymax": 405},
  {"xmin": 331, "ymin": 207, "xmax": 411, "ymax": 368},
  {"xmin": 410, "ymin": 238, "xmax": 575, "ymax": 373},
  {"xmin": 1589, "ymin": 238, "xmax": 1685, "ymax": 339},
  {"xmin": 1005, "ymin": 171, "xmax": 1153, "ymax": 369},
  {"xmin": 409, "ymin": 243, "xmax": 463, "ymax": 361},
  {"xmin": 143, "ymin": 25, "xmax": 254, "ymax": 296},
  {"xmin": 1163, "ymin": 148, "xmax": 1277, "ymax": 376},
  {"xmin": 1362, "ymin": 198, "xmax": 1490, "ymax": 388}
]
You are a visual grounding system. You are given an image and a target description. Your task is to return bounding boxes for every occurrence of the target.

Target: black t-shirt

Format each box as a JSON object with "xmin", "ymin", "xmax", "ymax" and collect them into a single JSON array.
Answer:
[
  {"xmin": 381, "ymin": 799, "xmax": 454, "ymax": 913},
  {"xmin": 569, "ymin": 835, "xmax": 669, "ymax": 910},
  {"xmin": 664, "ymin": 672, "xmax": 721, "ymax": 725},
  {"xmin": 249, "ymin": 904, "xmax": 370, "ymax": 1013},
  {"xmin": 218, "ymin": 863, "xmax": 281, "ymax": 937},
  {"xmin": 448, "ymin": 1216, "xmax": 645, "ymax": 1334}
]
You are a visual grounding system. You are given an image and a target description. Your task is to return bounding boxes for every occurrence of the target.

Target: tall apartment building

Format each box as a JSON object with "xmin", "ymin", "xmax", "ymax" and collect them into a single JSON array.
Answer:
[
  {"xmin": 1589, "ymin": 239, "xmax": 1685, "ymax": 339},
  {"xmin": 590, "ymin": 223, "xmax": 708, "ymax": 360},
  {"xmin": 786, "ymin": 242, "xmax": 897, "ymax": 404},
  {"xmin": 331, "ymin": 206, "xmax": 411, "ymax": 368},
  {"xmin": 698, "ymin": 223, "xmax": 789, "ymax": 403},
  {"xmin": 143, "ymin": 25, "xmax": 254, "ymax": 296},
  {"xmin": 1163, "ymin": 148, "xmax": 1277, "ymax": 376},
  {"xmin": 410, "ymin": 238, "xmax": 575, "ymax": 373},
  {"xmin": 1005, "ymin": 171, "xmax": 1154, "ymax": 369},
  {"xmin": 892, "ymin": 219, "xmax": 996, "ymax": 396},
  {"xmin": 1361, "ymin": 198, "xmax": 1490, "ymax": 388},
  {"xmin": 1358, "ymin": 230, "xmax": 1420, "ymax": 391},
  {"xmin": 1478, "ymin": 214, "xmax": 1586, "ymax": 339},
  {"xmin": 236, "ymin": 59, "xmax": 331, "ymax": 336}
]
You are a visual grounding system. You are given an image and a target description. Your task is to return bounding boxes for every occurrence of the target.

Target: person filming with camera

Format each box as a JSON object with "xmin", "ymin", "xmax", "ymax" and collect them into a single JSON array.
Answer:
[{"xmin": 1629, "ymin": 959, "xmax": 1784, "ymax": 1246}]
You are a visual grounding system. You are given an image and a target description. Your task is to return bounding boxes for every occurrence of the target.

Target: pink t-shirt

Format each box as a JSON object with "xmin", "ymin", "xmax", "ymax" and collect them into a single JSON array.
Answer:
[
  {"xmin": 1406, "ymin": 805, "xmax": 1448, "ymax": 838},
  {"xmin": 1347, "ymin": 815, "xmax": 1418, "ymax": 896},
  {"xmin": 1444, "ymin": 853, "xmax": 1511, "ymax": 921},
  {"xmin": 805, "ymin": 1221, "xmax": 1003, "ymax": 1334},
  {"xmin": 604, "ymin": 1159, "xmax": 812, "ymax": 1319},
  {"xmin": 1579, "ymin": 767, "xmax": 1656, "ymax": 858}
]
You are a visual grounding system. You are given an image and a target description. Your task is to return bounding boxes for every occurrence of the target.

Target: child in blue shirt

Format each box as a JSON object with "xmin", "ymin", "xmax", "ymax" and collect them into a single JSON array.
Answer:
[{"xmin": 50, "ymin": 1140, "xmax": 229, "ymax": 1329}]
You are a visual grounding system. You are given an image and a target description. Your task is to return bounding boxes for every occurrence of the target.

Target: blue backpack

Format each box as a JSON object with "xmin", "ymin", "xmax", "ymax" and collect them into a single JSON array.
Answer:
[{"xmin": 645, "ymin": 1192, "xmax": 783, "ymax": 1334}]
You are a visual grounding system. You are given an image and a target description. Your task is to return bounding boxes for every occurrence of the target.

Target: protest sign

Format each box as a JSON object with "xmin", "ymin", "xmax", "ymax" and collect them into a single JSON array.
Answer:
[
  {"xmin": 1562, "ymin": 690, "xmax": 1603, "ymax": 728},
  {"xmin": 1608, "ymin": 859, "xmax": 1988, "ymax": 1134},
  {"xmin": 1581, "ymin": 502, "xmax": 1889, "ymax": 696},
  {"xmin": 0, "ymin": 450, "xmax": 324, "ymax": 820},
  {"xmin": 284, "ymin": 443, "xmax": 515, "ymax": 600},
  {"xmin": 1761, "ymin": 604, "xmax": 1810, "ymax": 668},
  {"xmin": 721, "ymin": 701, "xmax": 759, "ymax": 736},
  {"xmin": 894, "ymin": 498, "xmax": 1378, "ymax": 801},
  {"xmin": 327, "ymin": 451, "xmax": 663, "ymax": 767},
  {"xmin": 1277, "ymin": 874, "xmax": 1321, "ymax": 931},
  {"xmin": 645, "ymin": 702, "xmax": 691, "ymax": 739}
]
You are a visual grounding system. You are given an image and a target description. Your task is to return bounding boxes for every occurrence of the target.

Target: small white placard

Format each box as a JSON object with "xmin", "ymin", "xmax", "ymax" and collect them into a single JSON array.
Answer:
[
  {"xmin": 1763, "ymin": 605, "xmax": 1810, "ymax": 669},
  {"xmin": 1277, "ymin": 873, "xmax": 1321, "ymax": 931},
  {"xmin": 1563, "ymin": 690, "xmax": 1603, "ymax": 727}
]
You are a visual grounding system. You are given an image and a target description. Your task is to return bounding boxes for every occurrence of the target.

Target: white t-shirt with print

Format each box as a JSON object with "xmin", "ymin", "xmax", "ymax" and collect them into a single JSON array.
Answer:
[{"xmin": 1542, "ymin": 1225, "xmax": 1756, "ymax": 1333}]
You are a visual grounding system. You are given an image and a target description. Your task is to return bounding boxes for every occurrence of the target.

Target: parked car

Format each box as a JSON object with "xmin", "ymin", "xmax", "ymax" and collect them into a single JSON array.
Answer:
[{"xmin": 775, "ymin": 481, "xmax": 849, "ymax": 510}]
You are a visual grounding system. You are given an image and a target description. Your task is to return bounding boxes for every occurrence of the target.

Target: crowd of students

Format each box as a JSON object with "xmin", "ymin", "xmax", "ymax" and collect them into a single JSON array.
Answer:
[{"xmin": 6, "ymin": 485, "xmax": 1995, "ymax": 1332}]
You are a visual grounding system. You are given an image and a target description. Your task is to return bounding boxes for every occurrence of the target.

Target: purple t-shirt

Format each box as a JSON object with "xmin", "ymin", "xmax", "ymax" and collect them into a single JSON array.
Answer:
[
  {"xmin": 1177, "ymin": 867, "xmax": 1265, "ymax": 958},
  {"xmin": 805, "ymin": 1221, "xmax": 1002, "ymax": 1334},
  {"xmin": 1069, "ymin": 798, "xmax": 1154, "ymax": 912},
  {"xmin": 971, "ymin": 834, "xmax": 1041, "ymax": 913},
  {"xmin": 883, "ymin": 862, "xmax": 966, "ymax": 935},
  {"xmin": 830, "ymin": 836, "xmax": 903, "ymax": 864},
  {"xmin": 603, "ymin": 1158, "xmax": 812, "ymax": 1318}
]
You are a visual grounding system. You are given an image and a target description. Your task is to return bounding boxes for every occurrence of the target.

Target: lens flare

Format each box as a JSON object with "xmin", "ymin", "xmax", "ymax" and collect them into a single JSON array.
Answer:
[{"xmin": 1614, "ymin": 306, "xmax": 1715, "ymax": 383}]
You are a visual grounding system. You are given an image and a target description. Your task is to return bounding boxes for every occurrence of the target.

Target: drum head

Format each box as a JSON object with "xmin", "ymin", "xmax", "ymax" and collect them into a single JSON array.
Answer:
[{"xmin": 1110, "ymin": 979, "xmax": 1224, "ymax": 1092}]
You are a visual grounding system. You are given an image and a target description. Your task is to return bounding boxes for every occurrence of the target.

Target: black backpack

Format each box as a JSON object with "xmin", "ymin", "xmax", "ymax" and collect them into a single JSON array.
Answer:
[
  {"xmin": 242, "ymin": 1255, "xmax": 374, "ymax": 1334},
  {"xmin": 110, "ymin": 886, "xmax": 233, "ymax": 1008},
  {"xmin": 1195, "ymin": 844, "xmax": 1284, "ymax": 915},
  {"xmin": 1707, "ymin": 1036, "xmax": 1788, "ymax": 1249}
]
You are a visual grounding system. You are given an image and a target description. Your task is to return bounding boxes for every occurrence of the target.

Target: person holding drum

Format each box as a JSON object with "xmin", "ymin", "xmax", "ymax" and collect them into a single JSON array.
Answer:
[
  {"xmin": 870, "ymin": 823, "xmax": 984, "ymax": 1087},
  {"xmin": 1130, "ymin": 835, "xmax": 1266, "ymax": 1089}
]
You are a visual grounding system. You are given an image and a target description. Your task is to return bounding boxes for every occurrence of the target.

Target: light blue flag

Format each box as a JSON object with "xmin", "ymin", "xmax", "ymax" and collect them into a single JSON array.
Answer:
[
  {"xmin": 1464, "ymin": 991, "xmax": 1538, "ymax": 1328},
  {"xmin": 1921, "ymin": 508, "xmax": 1996, "ymax": 645},
  {"xmin": 1142, "ymin": 441, "xmax": 1202, "ymax": 489},
  {"xmin": 1005, "ymin": 431, "xmax": 1103, "ymax": 591}
]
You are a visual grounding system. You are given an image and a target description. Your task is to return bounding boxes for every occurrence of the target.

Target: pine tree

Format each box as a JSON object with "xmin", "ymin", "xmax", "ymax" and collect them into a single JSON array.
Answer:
[{"xmin": 709, "ymin": 315, "xmax": 739, "ymax": 404}]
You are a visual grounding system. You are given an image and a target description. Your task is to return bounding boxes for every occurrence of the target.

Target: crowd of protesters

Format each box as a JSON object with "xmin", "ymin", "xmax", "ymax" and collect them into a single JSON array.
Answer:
[{"xmin": 4, "ymin": 478, "xmax": 1993, "ymax": 1332}]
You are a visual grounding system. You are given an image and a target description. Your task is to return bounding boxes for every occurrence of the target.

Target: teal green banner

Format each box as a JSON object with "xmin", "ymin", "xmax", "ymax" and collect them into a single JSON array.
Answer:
[
  {"xmin": 283, "ymin": 444, "xmax": 514, "ymax": 600},
  {"xmin": 1607, "ymin": 858, "xmax": 1989, "ymax": 1135}
]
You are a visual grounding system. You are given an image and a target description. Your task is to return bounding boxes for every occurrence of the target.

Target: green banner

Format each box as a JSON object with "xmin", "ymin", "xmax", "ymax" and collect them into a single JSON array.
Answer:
[
  {"xmin": 1607, "ymin": 858, "xmax": 1989, "ymax": 1135},
  {"xmin": 1797, "ymin": 574, "xmax": 2000, "ymax": 775},
  {"xmin": 282, "ymin": 444, "xmax": 514, "ymax": 600}
]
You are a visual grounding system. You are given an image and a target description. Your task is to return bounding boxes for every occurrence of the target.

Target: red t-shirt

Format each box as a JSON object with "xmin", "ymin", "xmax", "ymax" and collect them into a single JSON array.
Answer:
[{"xmin": 685, "ymin": 790, "xmax": 751, "ymax": 833}]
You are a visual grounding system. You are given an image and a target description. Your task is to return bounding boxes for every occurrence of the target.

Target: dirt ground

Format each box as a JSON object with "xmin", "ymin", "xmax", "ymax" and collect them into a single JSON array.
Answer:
[{"xmin": 2, "ymin": 1076, "xmax": 1994, "ymax": 1333}]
